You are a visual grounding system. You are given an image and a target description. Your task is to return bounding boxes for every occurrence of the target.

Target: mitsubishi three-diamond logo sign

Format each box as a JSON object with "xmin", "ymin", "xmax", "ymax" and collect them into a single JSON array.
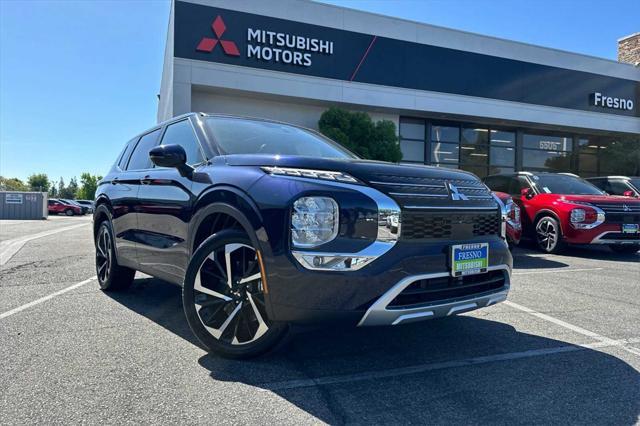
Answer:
[
  {"xmin": 193, "ymin": 13, "xmax": 335, "ymax": 67},
  {"xmin": 196, "ymin": 16, "xmax": 240, "ymax": 56}
]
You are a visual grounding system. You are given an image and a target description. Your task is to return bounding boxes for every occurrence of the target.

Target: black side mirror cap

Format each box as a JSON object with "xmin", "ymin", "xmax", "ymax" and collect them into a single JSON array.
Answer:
[{"xmin": 149, "ymin": 144, "xmax": 194, "ymax": 178}]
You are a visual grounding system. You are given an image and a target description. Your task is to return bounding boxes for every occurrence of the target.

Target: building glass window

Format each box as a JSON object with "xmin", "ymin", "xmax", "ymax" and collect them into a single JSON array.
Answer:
[
  {"xmin": 431, "ymin": 142, "xmax": 459, "ymax": 164},
  {"xmin": 522, "ymin": 132, "xmax": 573, "ymax": 172},
  {"xmin": 461, "ymin": 128, "xmax": 489, "ymax": 145},
  {"xmin": 399, "ymin": 117, "xmax": 425, "ymax": 163},
  {"xmin": 431, "ymin": 125, "xmax": 459, "ymax": 143}
]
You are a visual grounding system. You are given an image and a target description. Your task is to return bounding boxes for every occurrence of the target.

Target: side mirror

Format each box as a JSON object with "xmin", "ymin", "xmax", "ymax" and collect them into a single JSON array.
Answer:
[
  {"xmin": 623, "ymin": 190, "xmax": 636, "ymax": 198},
  {"xmin": 149, "ymin": 144, "xmax": 194, "ymax": 178},
  {"xmin": 520, "ymin": 187, "xmax": 534, "ymax": 199}
]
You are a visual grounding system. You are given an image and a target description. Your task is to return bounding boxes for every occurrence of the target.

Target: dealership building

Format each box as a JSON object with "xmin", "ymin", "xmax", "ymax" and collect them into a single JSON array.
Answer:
[{"xmin": 158, "ymin": 0, "xmax": 640, "ymax": 178}]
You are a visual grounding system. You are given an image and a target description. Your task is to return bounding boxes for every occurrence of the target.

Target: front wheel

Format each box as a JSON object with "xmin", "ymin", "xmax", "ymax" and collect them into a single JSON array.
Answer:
[
  {"xmin": 609, "ymin": 245, "xmax": 639, "ymax": 254},
  {"xmin": 183, "ymin": 230, "xmax": 288, "ymax": 359},
  {"xmin": 65, "ymin": 209, "xmax": 74, "ymax": 216},
  {"xmin": 535, "ymin": 216, "xmax": 566, "ymax": 254}
]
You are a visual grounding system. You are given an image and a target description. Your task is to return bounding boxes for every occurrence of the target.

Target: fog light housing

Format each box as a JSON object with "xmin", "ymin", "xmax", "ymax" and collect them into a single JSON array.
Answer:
[{"xmin": 291, "ymin": 197, "xmax": 339, "ymax": 248}]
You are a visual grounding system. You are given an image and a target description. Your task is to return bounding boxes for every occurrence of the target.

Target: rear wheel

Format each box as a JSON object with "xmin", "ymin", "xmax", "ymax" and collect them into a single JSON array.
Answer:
[
  {"xmin": 183, "ymin": 229, "xmax": 287, "ymax": 358},
  {"xmin": 609, "ymin": 245, "xmax": 639, "ymax": 254},
  {"xmin": 535, "ymin": 216, "xmax": 566, "ymax": 254},
  {"xmin": 95, "ymin": 221, "xmax": 135, "ymax": 291}
]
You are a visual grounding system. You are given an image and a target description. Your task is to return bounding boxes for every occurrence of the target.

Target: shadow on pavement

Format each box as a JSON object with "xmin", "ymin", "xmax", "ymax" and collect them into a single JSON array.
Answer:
[
  {"xmin": 514, "ymin": 240, "xmax": 640, "ymax": 264},
  {"xmin": 107, "ymin": 276, "xmax": 640, "ymax": 425}
]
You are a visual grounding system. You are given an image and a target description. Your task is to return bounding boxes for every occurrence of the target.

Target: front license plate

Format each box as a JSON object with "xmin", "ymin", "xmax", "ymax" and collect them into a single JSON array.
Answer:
[
  {"xmin": 451, "ymin": 243, "xmax": 489, "ymax": 277},
  {"xmin": 622, "ymin": 224, "xmax": 639, "ymax": 234}
]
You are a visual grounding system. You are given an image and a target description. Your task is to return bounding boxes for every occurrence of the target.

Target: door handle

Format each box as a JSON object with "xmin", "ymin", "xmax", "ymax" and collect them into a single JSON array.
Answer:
[
  {"xmin": 140, "ymin": 175, "xmax": 152, "ymax": 185},
  {"xmin": 111, "ymin": 178, "xmax": 119, "ymax": 185}
]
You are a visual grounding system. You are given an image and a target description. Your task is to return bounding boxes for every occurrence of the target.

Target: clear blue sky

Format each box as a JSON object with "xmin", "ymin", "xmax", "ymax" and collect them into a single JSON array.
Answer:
[{"xmin": 1, "ymin": 0, "xmax": 638, "ymax": 183}]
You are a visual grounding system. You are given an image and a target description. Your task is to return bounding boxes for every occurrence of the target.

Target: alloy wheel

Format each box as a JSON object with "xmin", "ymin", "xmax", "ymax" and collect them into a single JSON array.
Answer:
[
  {"xmin": 193, "ymin": 243, "xmax": 270, "ymax": 345},
  {"xmin": 536, "ymin": 218, "xmax": 558, "ymax": 252},
  {"xmin": 96, "ymin": 226, "xmax": 112, "ymax": 283}
]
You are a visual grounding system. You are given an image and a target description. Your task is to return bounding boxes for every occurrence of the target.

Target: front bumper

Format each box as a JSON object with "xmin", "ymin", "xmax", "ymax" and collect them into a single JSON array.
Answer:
[
  {"xmin": 563, "ymin": 223, "xmax": 640, "ymax": 245},
  {"xmin": 264, "ymin": 238, "xmax": 512, "ymax": 325},
  {"xmin": 358, "ymin": 265, "xmax": 510, "ymax": 326}
]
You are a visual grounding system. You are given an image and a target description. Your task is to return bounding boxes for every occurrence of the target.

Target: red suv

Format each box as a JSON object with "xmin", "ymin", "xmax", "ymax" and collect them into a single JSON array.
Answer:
[
  {"xmin": 484, "ymin": 172, "xmax": 640, "ymax": 254},
  {"xmin": 48, "ymin": 199, "xmax": 82, "ymax": 216},
  {"xmin": 494, "ymin": 191, "xmax": 522, "ymax": 249}
]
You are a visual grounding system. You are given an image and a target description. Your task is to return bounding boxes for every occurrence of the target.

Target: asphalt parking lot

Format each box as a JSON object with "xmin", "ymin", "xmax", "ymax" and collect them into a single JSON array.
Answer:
[{"xmin": 1, "ymin": 217, "xmax": 639, "ymax": 425}]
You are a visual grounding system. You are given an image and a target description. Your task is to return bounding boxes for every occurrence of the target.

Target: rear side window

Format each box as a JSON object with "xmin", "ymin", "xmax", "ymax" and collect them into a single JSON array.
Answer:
[
  {"xmin": 160, "ymin": 120, "xmax": 205, "ymax": 165},
  {"xmin": 126, "ymin": 129, "xmax": 162, "ymax": 170},
  {"xmin": 117, "ymin": 139, "xmax": 137, "ymax": 170}
]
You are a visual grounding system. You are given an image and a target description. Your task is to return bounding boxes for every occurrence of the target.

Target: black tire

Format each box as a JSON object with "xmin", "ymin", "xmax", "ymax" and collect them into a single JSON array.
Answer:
[
  {"xmin": 95, "ymin": 221, "xmax": 135, "ymax": 291},
  {"xmin": 183, "ymin": 229, "xmax": 288, "ymax": 359},
  {"xmin": 534, "ymin": 215, "xmax": 566, "ymax": 254},
  {"xmin": 65, "ymin": 209, "xmax": 74, "ymax": 216},
  {"xmin": 609, "ymin": 245, "xmax": 639, "ymax": 254}
]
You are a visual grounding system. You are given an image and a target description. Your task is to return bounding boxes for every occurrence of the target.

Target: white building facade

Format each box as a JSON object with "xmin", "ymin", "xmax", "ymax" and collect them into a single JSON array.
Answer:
[{"xmin": 159, "ymin": 0, "xmax": 640, "ymax": 177}]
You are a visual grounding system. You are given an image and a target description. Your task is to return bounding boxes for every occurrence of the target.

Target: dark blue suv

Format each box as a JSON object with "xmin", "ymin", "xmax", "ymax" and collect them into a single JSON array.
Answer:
[{"xmin": 94, "ymin": 113, "xmax": 512, "ymax": 358}]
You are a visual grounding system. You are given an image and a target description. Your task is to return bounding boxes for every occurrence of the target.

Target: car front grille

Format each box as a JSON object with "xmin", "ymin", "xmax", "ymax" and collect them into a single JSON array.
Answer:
[
  {"xmin": 387, "ymin": 270, "xmax": 507, "ymax": 309},
  {"xmin": 592, "ymin": 202, "xmax": 640, "ymax": 224},
  {"xmin": 367, "ymin": 174, "xmax": 496, "ymax": 210},
  {"xmin": 400, "ymin": 211, "xmax": 501, "ymax": 240}
]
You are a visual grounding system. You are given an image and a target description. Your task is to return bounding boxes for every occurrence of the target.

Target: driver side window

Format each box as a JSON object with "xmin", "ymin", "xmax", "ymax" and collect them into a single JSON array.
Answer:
[
  {"xmin": 509, "ymin": 177, "xmax": 531, "ymax": 196},
  {"xmin": 160, "ymin": 120, "xmax": 205, "ymax": 166}
]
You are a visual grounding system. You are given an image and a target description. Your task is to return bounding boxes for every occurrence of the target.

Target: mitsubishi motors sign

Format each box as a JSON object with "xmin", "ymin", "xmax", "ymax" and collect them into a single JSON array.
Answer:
[{"xmin": 174, "ymin": 1, "xmax": 639, "ymax": 117}]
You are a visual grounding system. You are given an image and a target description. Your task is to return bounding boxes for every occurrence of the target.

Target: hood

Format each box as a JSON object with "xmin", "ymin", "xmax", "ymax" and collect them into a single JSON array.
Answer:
[
  {"xmin": 223, "ymin": 154, "xmax": 497, "ymax": 210},
  {"xmin": 554, "ymin": 194, "xmax": 640, "ymax": 204},
  {"xmin": 222, "ymin": 154, "xmax": 480, "ymax": 182}
]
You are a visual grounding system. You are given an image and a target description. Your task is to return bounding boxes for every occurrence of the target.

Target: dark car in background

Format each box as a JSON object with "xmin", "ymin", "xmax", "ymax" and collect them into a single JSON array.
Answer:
[
  {"xmin": 48, "ymin": 199, "xmax": 82, "ymax": 216},
  {"xmin": 587, "ymin": 176, "xmax": 640, "ymax": 198},
  {"xmin": 93, "ymin": 113, "xmax": 512, "ymax": 358},
  {"xmin": 75, "ymin": 200, "xmax": 95, "ymax": 213},
  {"xmin": 484, "ymin": 172, "xmax": 640, "ymax": 254}
]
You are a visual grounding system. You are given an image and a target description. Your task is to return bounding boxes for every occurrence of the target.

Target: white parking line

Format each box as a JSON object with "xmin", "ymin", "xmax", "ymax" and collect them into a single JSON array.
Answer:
[
  {"xmin": 513, "ymin": 267, "xmax": 603, "ymax": 275},
  {"xmin": 262, "ymin": 337, "xmax": 640, "ymax": 391},
  {"xmin": 0, "ymin": 223, "xmax": 90, "ymax": 265},
  {"xmin": 504, "ymin": 300, "xmax": 640, "ymax": 356},
  {"xmin": 0, "ymin": 276, "xmax": 96, "ymax": 320}
]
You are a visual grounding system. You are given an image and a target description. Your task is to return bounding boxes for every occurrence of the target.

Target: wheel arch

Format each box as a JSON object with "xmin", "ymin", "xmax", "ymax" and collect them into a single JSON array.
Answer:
[
  {"xmin": 533, "ymin": 209, "xmax": 565, "ymax": 237},
  {"xmin": 189, "ymin": 186, "xmax": 270, "ymax": 258}
]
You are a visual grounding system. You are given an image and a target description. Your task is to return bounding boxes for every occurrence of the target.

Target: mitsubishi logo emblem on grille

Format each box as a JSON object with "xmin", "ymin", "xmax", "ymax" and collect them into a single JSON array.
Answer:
[
  {"xmin": 447, "ymin": 182, "xmax": 469, "ymax": 201},
  {"xmin": 623, "ymin": 204, "xmax": 631, "ymax": 212}
]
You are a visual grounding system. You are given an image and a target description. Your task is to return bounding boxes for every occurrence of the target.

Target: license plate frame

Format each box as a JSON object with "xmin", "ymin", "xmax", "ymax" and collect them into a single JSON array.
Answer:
[
  {"xmin": 622, "ymin": 224, "xmax": 639, "ymax": 234},
  {"xmin": 451, "ymin": 243, "xmax": 489, "ymax": 277}
]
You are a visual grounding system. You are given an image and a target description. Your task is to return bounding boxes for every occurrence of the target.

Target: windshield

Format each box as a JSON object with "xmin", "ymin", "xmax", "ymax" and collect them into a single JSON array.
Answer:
[
  {"xmin": 531, "ymin": 174, "xmax": 605, "ymax": 195},
  {"xmin": 630, "ymin": 178, "xmax": 640, "ymax": 190},
  {"xmin": 204, "ymin": 117, "xmax": 356, "ymax": 159}
]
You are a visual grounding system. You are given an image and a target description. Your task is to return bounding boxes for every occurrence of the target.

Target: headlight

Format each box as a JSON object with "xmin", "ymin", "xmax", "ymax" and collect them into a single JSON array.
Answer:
[
  {"xmin": 570, "ymin": 208, "xmax": 586, "ymax": 223},
  {"xmin": 291, "ymin": 197, "xmax": 339, "ymax": 248},
  {"xmin": 262, "ymin": 167, "xmax": 358, "ymax": 183}
]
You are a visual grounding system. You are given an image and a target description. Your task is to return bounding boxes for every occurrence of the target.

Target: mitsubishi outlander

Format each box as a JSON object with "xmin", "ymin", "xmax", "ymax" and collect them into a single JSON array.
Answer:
[{"xmin": 93, "ymin": 113, "xmax": 512, "ymax": 358}]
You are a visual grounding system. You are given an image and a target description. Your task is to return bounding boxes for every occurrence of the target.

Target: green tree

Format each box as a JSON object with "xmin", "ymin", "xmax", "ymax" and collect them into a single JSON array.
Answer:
[
  {"xmin": 318, "ymin": 107, "xmax": 402, "ymax": 162},
  {"xmin": 27, "ymin": 173, "xmax": 50, "ymax": 192},
  {"xmin": 76, "ymin": 173, "xmax": 102, "ymax": 200},
  {"xmin": 57, "ymin": 177, "xmax": 66, "ymax": 198},
  {"xmin": 0, "ymin": 176, "xmax": 28, "ymax": 191},
  {"xmin": 66, "ymin": 177, "xmax": 79, "ymax": 199}
]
